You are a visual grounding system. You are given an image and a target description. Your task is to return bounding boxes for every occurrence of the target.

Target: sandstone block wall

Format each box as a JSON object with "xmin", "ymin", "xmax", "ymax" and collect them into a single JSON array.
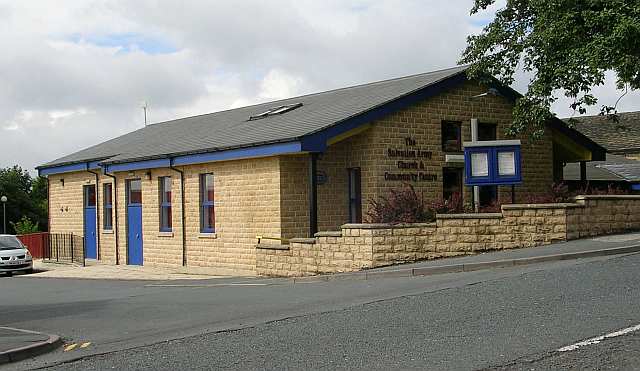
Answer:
[{"xmin": 256, "ymin": 195, "xmax": 640, "ymax": 277}]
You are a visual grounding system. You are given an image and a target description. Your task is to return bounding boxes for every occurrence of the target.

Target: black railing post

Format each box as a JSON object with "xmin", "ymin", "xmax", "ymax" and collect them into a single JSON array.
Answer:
[
  {"xmin": 70, "ymin": 233, "xmax": 74, "ymax": 264},
  {"xmin": 55, "ymin": 234, "xmax": 59, "ymax": 262}
]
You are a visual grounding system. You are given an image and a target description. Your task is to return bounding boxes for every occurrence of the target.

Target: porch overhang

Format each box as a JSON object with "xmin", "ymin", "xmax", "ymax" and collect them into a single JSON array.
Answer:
[{"xmin": 549, "ymin": 118, "xmax": 606, "ymax": 163}]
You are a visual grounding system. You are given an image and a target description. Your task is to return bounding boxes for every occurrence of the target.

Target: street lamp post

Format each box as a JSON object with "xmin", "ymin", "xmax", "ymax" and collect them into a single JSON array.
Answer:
[{"xmin": 1, "ymin": 195, "xmax": 7, "ymax": 234}]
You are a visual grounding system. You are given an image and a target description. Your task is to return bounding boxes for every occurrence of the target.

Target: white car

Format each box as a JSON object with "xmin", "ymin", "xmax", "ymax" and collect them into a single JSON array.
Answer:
[{"xmin": 0, "ymin": 234, "xmax": 33, "ymax": 276}]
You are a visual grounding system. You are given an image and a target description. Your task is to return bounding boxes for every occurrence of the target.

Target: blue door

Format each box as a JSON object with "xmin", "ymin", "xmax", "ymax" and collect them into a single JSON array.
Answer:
[
  {"xmin": 127, "ymin": 179, "xmax": 143, "ymax": 265},
  {"xmin": 83, "ymin": 185, "xmax": 97, "ymax": 259}
]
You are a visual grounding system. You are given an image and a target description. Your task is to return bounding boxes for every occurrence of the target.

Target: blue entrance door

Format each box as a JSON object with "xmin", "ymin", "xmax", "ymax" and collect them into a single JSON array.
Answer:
[
  {"xmin": 83, "ymin": 185, "xmax": 97, "ymax": 259},
  {"xmin": 127, "ymin": 179, "xmax": 143, "ymax": 265}
]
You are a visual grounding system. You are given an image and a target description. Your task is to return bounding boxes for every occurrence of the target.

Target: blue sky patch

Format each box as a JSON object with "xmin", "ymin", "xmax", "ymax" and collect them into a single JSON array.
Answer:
[
  {"xmin": 469, "ymin": 18, "xmax": 491, "ymax": 28},
  {"xmin": 68, "ymin": 33, "xmax": 178, "ymax": 55}
]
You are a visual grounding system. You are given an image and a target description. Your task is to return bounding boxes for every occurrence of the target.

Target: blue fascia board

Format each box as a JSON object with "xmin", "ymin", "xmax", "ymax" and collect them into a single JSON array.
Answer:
[
  {"xmin": 301, "ymin": 72, "xmax": 467, "ymax": 151},
  {"xmin": 172, "ymin": 141, "xmax": 302, "ymax": 166},
  {"xmin": 632, "ymin": 183, "xmax": 640, "ymax": 191},
  {"xmin": 38, "ymin": 162, "xmax": 90, "ymax": 177},
  {"xmin": 87, "ymin": 161, "xmax": 102, "ymax": 170},
  {"xmin": 103, "ymin": 158, "xmax": 171, "ymax": 174},
  {"xmin": 101, "ymin": 141, "xmax": 303, "ymax": 173}
]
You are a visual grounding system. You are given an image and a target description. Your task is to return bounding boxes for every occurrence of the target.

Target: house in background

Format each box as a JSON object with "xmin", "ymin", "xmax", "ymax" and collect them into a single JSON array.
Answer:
[
  {"xmin": 563, "ymin": 111, "xmax": 640, "ymax": 192},
  {"xmin": 567, "ymin": 111, "xmax": 640, "ymax": 160},
  {"xmin": 36, "ymin": 66, "xmax": 604, "ymax": 273}
]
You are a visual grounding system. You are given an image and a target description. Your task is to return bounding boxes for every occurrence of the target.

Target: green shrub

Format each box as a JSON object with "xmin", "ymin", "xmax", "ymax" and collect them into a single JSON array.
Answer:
[{"xmin": 10, "ymin": 216, "xmax": 39, "ymax": 235}]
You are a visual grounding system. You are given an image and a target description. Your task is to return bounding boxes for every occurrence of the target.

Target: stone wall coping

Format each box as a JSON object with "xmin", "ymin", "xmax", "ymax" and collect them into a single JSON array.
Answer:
[
  {"xmin": 340, "ymin": 222, "xmax": 436, "ymax": 229},
  {"xmin": 501, "ymin": 203, "xmax": 584, "ymax": 210},
  {"xmin": 436, "ymin": 213, "xmax": 503, "ymax": 219},
  {"xmin": 289, "ymin": 238, "xmax": 317, "ymax": 244},
  {"xmin": 255, "ymin": 243, "xmax": 290, "ymax": 250},
  {"xmin": 574, "ymin": 195, "xmax": 640, "ymax": 200},
  {"xmin": 314, "ymin": 231, "xmax": 343, "ymax": 237}
]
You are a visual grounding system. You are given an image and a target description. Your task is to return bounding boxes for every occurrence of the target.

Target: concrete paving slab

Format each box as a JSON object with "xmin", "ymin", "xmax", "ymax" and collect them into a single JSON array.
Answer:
[{"xmin": 21, "ymin": 262, "xmax": 245, "ymax": 281}]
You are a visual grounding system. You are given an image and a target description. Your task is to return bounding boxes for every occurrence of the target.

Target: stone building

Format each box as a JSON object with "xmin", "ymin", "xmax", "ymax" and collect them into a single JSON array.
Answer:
[
  {"xmin": 563, "ymin": 111, "xmax": 640, "ymax": 191},
  {"xmin": 37, "ymin": 66, "xmax": 604, "ymax": 273}
]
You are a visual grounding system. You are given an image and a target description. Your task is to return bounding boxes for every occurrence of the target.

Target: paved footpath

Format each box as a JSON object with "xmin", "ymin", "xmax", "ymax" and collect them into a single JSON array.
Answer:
[
  {"xmin": 25, "ymin": 262, "xmax": 234, "ymax": 281},
  {"xmin": 0, "ymin": 327, "xmax": 60, "ymax": 364}
]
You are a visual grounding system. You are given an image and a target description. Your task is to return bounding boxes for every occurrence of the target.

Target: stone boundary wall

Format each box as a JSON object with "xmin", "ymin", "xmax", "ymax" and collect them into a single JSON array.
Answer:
[{"xmin": 256, "ymin": 195, "xmax": 640, "ymax": 277}]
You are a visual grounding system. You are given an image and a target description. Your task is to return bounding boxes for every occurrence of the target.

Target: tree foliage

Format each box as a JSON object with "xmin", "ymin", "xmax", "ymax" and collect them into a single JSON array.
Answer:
[
  {"xmin": 460, "ymin": 0, "xmax": 640, "ymax": 137},
  {"xmin": 10, "ymin": 216, "xmax": 40, "ymax": 235},
  {"xmin": 0, "ymin": 166, "xmax": 48, "ymax": 234}
]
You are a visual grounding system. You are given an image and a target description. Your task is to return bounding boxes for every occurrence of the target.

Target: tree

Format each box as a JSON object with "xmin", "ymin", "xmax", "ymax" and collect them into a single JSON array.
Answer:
[
  {"xmin": 460, "ymin": 0, "xmax": 640, "ymax": 137},
  {"xmin": 0, "ymin": 166, "xmax": 47, "ymax": 234},
  {"xmin": 31, "ymin": 176, "xmax": 49, "ymax": 230},
  {"xmin": 10, "ymin": 216, "xmax": 39, "ymax": 235}
]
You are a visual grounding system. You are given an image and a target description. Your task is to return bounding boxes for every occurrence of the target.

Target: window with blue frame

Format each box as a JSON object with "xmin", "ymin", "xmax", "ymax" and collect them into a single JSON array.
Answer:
[
  {"xmin": 159, "ymin": 177, "xmax": 172, "ymax": 232},
  {"xmin": 200, "ymin": 174, "xmax": 215, "ymax": 233},
  {"xmin": 103, "ymin": 183, "xmax": 113, "ymax": 230}
]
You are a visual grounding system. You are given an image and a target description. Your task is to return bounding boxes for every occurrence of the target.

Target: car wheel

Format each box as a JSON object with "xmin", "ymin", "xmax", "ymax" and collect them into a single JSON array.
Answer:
[
  {"xmin": 5, "ymin": 272, "xmax": 12, "ymax": 277},
  {"xmin": 24, "ymin": 268, "xmax": 33, "ymax": 274}
]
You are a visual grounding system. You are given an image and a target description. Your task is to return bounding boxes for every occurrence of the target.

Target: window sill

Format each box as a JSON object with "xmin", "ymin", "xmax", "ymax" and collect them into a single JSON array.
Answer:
[
  {"xmin": 102, "ymin": 229, "xmax": 114, "ymax": 234},
  {"xmin": 158, "ymin": 231, "xmax": 174, "ymax": 238},
  {"xmin": 198, "ymin": 233, "xmax": 217, "ymax": 239}
]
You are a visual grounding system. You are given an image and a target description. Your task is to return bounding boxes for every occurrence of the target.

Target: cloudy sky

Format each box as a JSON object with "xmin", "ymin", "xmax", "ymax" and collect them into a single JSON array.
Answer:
[{"xmin": 1, "ymin": 1, "xmax": 639, "ymax": 174}]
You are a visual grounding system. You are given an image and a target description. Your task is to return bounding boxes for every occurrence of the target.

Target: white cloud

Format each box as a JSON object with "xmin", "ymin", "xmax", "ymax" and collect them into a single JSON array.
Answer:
[
  {"xmin": 259, "ymin": 69, "xmax": 306, "ymax": 101},
  {"xmin": 0, "ymin": 0, "xmax": 637, "ymax": 174}
]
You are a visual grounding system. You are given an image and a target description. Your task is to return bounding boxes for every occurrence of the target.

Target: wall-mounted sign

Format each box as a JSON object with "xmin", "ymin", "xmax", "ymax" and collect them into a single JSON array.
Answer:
[
  {"xmin": 463, "ymin": 140, "xmax": 522, "ymax": 186},
  {"xmin": 384, "ymin": 137, "xmax": 437, "ymax": 182}
]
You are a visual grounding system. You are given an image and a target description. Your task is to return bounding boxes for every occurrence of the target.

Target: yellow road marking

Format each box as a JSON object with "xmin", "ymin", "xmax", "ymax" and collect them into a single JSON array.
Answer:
[
  {"xmin": 80, "ymin": 342, "xmax": 91, "ymax": 348},
  {"xmin": 64, "ymin": 343, "xmax": 77, "ymax": 352}
]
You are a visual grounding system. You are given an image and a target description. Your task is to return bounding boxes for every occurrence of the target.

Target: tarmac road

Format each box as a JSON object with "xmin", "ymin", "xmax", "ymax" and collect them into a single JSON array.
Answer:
[{"xmin": 2, "ymin": 251, "xmax": 639, "ymax": 370}]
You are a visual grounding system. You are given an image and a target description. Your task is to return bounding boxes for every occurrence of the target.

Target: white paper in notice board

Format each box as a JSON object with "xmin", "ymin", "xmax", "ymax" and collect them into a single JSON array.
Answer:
[
  {"xmin": 498, "ymin": 151, "xmax": 516, "ymax": 175},
  {"xmin": 471, "ymin": 152, "xmax": 489, "ymax": 177}
]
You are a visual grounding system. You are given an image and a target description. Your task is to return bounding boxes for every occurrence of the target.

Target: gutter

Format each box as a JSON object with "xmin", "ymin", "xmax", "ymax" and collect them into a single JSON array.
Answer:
[
  {"xmin": 169, "ymin": 159, "xmax": 187, "ymax": 266},
  {"xmin": 103, "ymin": 171, "xmax": 120, "ymax": 265},
  {"xmin": 86, "ymin": 165, "xmax": 101, "ymax": 260}
]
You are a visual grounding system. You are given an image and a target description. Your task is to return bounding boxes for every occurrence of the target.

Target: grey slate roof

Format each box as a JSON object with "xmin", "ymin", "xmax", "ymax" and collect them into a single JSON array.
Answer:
[
  {"xmin": 564, "ymin": 111, "xmax": 640, "ymax": 153},
  {"xmin": 41, "ymin": 66, "xmax": 469, "ymax": 168},
  {"xmin": 563, "ymin": 154, "xmax": 640, "ymax": 182}
]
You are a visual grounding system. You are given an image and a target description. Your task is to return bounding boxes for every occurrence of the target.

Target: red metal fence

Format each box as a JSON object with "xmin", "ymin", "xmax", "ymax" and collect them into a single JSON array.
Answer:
[{"xmin": 17, "ymin": 232, "xmax": 48, "ymax": 259}]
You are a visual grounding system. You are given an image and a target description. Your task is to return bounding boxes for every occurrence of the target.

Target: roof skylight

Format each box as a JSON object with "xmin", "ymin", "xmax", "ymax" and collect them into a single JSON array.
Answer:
[{"xmin": 249, "ymin": 103, "xmax": 303, "ymax": 121}]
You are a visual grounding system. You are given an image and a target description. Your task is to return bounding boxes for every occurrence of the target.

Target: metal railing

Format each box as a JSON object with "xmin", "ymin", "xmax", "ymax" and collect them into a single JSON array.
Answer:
[{"xmin": 43, "ymin": 233, "xmax": 85, "ymax": 266}]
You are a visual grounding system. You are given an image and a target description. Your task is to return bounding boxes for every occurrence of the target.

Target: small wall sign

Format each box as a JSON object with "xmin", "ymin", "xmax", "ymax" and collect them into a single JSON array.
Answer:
[{"xmin": 464, "ymin": 140, "xmax": 522, "ymax": 186}]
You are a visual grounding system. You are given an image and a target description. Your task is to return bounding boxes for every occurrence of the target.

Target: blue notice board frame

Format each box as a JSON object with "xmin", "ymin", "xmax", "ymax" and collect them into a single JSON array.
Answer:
[{"xmin": 464, "ymin": 140, "xmax": 522, "ymax": 186}]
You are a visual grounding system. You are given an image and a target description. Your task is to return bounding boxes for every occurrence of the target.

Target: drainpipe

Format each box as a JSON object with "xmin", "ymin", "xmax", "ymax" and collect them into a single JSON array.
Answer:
[
  {"xmin": 46, "ymin": 177, "xmax": 50, "ymax": 233},
  {"xmin": 169, "ymin": 159, "xmax": 187, "ymax": 266},
  {"xmin": 87, "ymin": 165, "xmax": 101, "ymax": 260},
  {"xmin": 103, "ymin": 170, "xmax": 120, "ymax": 265},
  {"xmin": 471, "ymin": 118, "xmax": 480, "ymax": 212},
  {"xmin": 308, "ymin": 152, "xmax": 319, "ymax": 237}
]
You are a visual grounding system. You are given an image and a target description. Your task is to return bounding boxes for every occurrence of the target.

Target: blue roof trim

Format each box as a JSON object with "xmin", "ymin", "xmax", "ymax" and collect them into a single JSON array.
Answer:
[
  {"xmin": 632, "ymin": 183, "xmax": 640, "ymax": 191},
  {"xmin": 103, "ymin": 158, "xmax": 171, "ymax": 174},
  {"xmin": 301, "ymin": 72, "xmax": 467, "ymax": 151},
  {"xmin": 88, "ymin": 161, "xmax": 101, "ymax": 170},
  {"xmin": 102, "ymin": 141, "xmax": 303, "ymax": 173},
  {"xmin": 39, "ymin": 141, "xmax": 305, "ymax": 176},
  {"xmin": 172, "ymin": 141, "xmax": 302, "ymax": 166},
  {"xmin": 38, "ymin": 162, "xmax": 90, "ymax": 176}
]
